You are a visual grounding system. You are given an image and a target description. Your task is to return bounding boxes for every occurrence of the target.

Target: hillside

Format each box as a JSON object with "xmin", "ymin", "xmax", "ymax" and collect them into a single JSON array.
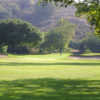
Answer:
[{"xmin": 0, "ymin": 0, "xmax": 91, "ymax": 39}]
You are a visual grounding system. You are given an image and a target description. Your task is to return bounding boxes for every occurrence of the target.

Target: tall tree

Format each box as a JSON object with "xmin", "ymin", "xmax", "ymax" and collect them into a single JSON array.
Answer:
[
  {"xmin": 0, "ymin": 19, "xmax": 41, "ymax": 51},
  {"xmin": 40, "ymin": 20, "xmax": 75, "ymax": 52}
]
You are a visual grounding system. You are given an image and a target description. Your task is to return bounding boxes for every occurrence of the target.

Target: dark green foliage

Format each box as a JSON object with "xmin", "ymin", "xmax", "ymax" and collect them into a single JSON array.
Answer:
[
  {"xmin": 41, "ymin": 0, "xmax": 73, "ymax": 7},
  {"xmin": 0, "ymin": 45, "xmax": 8, "ymax": 54},
  {"xmin": 0, "ymin": 78, "xmax": 100, "ymax": 100},
  {"xmin": 69, "ymin": 39, "xmax": 87, "ymax": 54},
  {"xmin": 7, "ymin": 45, "xmax": 29, "ymax": 54},
  {"xmin": 86, "ymin": 34, "xmax": 100, "ymax": 53},
  {"xmin": 40, "ymin": 20, "xmax": 75, "ymax": 53},
  {"xmin": 75, "ymin": 1, "xmax": 100, "ymax": 36},
  {"xmin": 44, "ymin": 0, "xmax": 100, "ymax": 37},
  {"xmin": 0, "ymin": 19, "xmax": 41, "ymax": 53},
  {"xmin": 41, "ymin": 32, "xmax": 64, "ymax": 52},
  {"xmin": 70, "ymin": 32, "xmax": 100, "ymax": 53}
]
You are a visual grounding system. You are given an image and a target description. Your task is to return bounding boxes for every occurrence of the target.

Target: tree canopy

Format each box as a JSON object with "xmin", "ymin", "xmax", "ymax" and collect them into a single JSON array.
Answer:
[
  {"xmin": 75, "ymin": 0, "xmax": 100, "ymax": 36},
  {"xmin": 40, "ymin": 20, "xmax": 75, "ymax": 52},
  {"xmin": 0, "ymin": 19, "xmax": 41, "ymax": 48},
  {"xmin": 43, "ymin": 0, "xmax": 100, "ymax": 37}
]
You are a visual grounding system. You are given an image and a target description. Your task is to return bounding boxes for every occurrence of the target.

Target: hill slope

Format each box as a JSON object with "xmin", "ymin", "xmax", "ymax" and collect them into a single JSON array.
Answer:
[{"xmin": 0, "ymin": 0, "xmax": 91, "ymax": 39}]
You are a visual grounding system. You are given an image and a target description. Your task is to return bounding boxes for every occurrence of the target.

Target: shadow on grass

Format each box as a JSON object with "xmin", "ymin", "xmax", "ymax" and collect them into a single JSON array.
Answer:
[
  {"xmin": 71, "ymin": 55, "xmax": 100, "ymax": 59},
  {"xmin": 0, "ymin": 78, "xmax": 100, "ymax": 100},
  {"xmin": 0, "ymin": 62, "xmax": 100, "ymax": 66}
]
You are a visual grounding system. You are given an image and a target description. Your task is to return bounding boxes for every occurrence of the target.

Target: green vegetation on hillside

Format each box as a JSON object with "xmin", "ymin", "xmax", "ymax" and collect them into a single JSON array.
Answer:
[{"xmin": 45, "ymin": 0, "xmax": 100, "ymax": 37}]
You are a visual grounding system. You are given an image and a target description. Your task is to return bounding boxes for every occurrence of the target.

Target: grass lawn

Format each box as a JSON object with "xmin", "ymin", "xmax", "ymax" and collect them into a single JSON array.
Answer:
[{"xmin": 0, "ymin": 53, "xmax": 100, "ymax": 100}]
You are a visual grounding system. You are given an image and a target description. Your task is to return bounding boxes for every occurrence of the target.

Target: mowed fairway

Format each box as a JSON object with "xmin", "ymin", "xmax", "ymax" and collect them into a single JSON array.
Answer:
[{"xmin": 0, "ymin": 54, "xmax": 100, "ymax": 100}]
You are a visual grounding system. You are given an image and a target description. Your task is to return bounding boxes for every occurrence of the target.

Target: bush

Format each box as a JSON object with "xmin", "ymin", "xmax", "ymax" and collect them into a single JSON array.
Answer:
[{"xmin": 0, "ymin": 46, "xmax": 8, "ymax": 54}]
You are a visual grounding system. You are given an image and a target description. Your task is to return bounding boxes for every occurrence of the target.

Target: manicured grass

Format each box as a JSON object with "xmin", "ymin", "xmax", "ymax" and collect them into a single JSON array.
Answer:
[{"xmin": 0, "ymin": 53, "xmax": 100, "ymax": 100}]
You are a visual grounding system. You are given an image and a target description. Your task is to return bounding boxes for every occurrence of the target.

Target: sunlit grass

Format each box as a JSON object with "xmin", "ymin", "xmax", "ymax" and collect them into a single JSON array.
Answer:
[{"xmin": 0, "ymin": 53, "xmax": 100, "ymax": 100}]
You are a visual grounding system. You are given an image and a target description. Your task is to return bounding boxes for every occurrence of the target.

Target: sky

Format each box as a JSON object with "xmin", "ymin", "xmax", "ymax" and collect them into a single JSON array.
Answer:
[{"xmin": 74, "ymin": 0, "xmax": 84, "ymax": 3}]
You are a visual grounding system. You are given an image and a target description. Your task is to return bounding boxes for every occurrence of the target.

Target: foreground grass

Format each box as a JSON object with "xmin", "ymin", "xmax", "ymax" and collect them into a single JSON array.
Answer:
[{"xmin": 0, "ymin": 53, "xmax": 100, "ymax": 100}]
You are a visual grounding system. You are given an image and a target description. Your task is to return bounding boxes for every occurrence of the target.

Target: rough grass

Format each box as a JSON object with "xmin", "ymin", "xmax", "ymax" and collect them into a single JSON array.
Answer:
[{"xmin": 0, "ymin": 53, "xmax": 100, "ymax": 100}]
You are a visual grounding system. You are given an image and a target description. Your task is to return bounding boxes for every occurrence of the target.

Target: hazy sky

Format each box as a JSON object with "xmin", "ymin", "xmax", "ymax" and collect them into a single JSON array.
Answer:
[{"xmin": 74, "ymin": 0, "xmax": 84, "ymax": 3}]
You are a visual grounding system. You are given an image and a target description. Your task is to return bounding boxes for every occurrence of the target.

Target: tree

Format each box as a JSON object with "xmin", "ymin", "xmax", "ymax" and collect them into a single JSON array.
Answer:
[
  {"xmin": 0, "ymin": 19, "xmax": 41, "ymax": 53},
  {"xmin": 75, "ymin": 0, "xmax": 100, "ymax": 36},
  {"xmin": 43, "ymin": 0, "xmax": 100, "ymax": 37},
  {"xmin": 40, "ymin": 20, "xmax": 75, "ymax": 53},
  {"xmin": 69, "ymin": 32, "xmax": 100, "ymax": 53},
  {"xmin": 86, "ymin": 33, "xmax": 100, "ymax": 52}
]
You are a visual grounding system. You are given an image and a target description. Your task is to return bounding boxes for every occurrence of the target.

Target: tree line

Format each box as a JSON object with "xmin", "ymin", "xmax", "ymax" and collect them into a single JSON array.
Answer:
[
  {"xmin": 0, "ymin": 19, "xmax": 75, "ymax": 54},
  {"xmin": 0, "ymin": 18, "xmax": 100, "ymax": 55}
]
